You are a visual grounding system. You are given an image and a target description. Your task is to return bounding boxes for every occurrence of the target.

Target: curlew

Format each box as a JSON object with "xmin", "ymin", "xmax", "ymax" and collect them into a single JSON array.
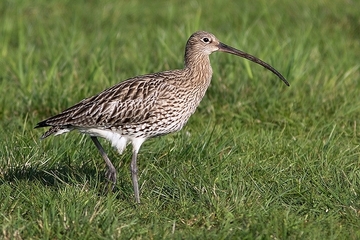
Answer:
[{"xmin": 35, "ymin": 31, "xmax": 289, "ymax": 203}]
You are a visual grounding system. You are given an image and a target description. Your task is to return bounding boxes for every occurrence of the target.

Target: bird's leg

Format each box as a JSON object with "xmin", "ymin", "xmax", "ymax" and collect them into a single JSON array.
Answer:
[
  {"xmin": 90, "ymin": 136, "xmax": 117, "ymax": 191},
  {"xmin": 131, "ymin": 148, "xmax": 140, "ymax": 203}
]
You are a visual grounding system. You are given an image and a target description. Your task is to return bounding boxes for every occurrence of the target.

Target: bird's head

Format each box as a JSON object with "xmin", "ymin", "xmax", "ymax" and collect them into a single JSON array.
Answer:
[{"xmin": 185, "ymin": 31, "xmax": 289, "ymax": 86}]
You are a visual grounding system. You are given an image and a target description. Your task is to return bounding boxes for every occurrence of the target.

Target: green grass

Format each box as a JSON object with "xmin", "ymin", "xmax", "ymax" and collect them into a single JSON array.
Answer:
[{"xmin": 1, "ymin": 0, "xmax": 360, "ymax": 238}]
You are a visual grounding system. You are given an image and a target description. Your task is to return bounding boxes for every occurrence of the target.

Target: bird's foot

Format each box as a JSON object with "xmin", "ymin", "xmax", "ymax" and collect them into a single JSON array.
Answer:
[{"xmin": 103, "ymin": 168, "xmax": 117, "ymax": 193}]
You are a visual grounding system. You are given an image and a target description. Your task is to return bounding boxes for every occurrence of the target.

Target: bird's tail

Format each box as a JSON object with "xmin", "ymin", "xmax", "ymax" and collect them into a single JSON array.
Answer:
[
  {"xmin": 35, "ymin": 121, "xmax": 70, "ymax": 139},
  {"xmin": 39, "ymin": 126, "xmax": 61, "ymax": 139}
]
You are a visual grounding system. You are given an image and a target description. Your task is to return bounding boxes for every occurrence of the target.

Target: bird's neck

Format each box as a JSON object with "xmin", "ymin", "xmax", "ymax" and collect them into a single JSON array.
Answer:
[
  {"xmin": 184, "ymin": 52, "xmax": 213, "ymax": 87},
  {"xmin": 182, "ymin": 52, "xmax": 213, "ymax": 110}
]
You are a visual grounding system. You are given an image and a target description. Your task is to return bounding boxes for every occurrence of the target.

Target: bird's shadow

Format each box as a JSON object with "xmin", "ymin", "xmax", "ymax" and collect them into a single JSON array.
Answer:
[
  {"xmin": 0, "ymin": 161, "xmax": 131, "ymax": 200},
  {"xmin": 2, "ymin": 163, "xmax": 95, "ymax": 186}
]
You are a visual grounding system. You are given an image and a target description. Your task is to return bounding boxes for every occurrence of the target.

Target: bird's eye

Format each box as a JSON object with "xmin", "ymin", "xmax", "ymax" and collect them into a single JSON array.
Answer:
[{"xmin": 202, "ymin": 37, "xmax": 211, "ymax": 43}]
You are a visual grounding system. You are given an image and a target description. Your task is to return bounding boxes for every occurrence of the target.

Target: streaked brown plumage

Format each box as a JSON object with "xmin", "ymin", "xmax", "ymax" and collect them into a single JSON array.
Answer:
[{"xmin": 35, "ymin": 31, "xmax": 289, "ymax": 203}]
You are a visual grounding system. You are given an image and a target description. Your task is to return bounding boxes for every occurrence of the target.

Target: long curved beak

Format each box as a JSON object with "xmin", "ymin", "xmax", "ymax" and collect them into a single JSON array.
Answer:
[{"xmin": 217, "ymin": 42, "xmax": 289, "ymax": 86}]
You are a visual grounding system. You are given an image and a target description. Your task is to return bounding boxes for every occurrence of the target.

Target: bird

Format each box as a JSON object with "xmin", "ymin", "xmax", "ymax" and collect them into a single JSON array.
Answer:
[{"xmin": 35, "ymin": 31, "xmax": 289, "ymax": 203}]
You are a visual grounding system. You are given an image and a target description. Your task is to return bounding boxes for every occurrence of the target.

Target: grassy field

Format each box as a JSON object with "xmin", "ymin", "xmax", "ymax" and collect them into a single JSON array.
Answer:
[{"xmin": 1, "ymin": 0, "xmax": 360, "ymax": 238}]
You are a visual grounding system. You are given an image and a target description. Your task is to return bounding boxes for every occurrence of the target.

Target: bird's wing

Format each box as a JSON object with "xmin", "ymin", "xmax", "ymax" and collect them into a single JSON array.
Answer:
[{"xmin": 36, "ymin": 73, "xmax": 177, "ymax": 129}]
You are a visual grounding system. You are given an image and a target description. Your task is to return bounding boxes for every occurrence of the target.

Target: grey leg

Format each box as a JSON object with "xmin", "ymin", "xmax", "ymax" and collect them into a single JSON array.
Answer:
[
  {"xmin": 131, "ymin": 149, "xmax": 140, "ymax": 203},
  {"xmin": 91, "ymin": 136, "xmax": 117, "ymax": 191}
]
